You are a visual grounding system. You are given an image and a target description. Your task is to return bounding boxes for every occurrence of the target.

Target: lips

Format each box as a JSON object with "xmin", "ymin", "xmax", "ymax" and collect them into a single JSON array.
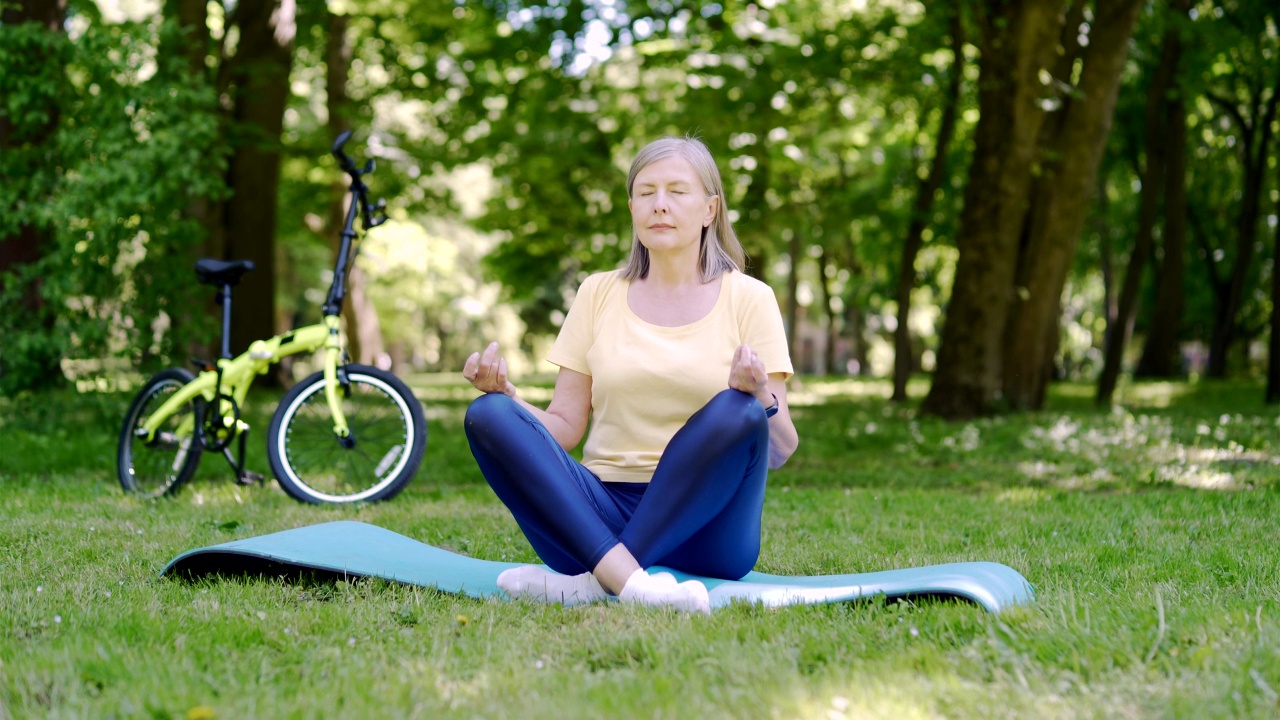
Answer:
[{"xmin": 648, "ymin": 224, "xmax": 675, "ymax": 231}]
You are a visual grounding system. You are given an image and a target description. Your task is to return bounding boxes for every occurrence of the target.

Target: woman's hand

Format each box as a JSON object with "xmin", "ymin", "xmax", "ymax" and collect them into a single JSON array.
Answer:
[
  {"xmin": 728, "ymin": 344, "xmax": 772, "ymax": 405},
  {"xmin": 463, "ymin": 342, "xmax": 516, "ymax": 396}
]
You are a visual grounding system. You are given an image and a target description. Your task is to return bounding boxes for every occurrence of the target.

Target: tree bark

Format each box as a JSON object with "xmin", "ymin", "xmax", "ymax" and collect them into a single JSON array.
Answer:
[
  {"xmin": 893, "ymin": 4, "xmax": 964, "ymax": 402},
  {"xmin": 921, "ymin": 0, "xmax": 1067, "ymax": 419},
  {"xmin": 1001, "ymin": 0, "xmax": 1144, "ymax": 410},
  {"xmin": 222, "ymin": 0, "xmax": 295, "ymax": 357},
  {"xmin": 1135, "ymin": 93, "xmax": 1188, "ymax": 378}
]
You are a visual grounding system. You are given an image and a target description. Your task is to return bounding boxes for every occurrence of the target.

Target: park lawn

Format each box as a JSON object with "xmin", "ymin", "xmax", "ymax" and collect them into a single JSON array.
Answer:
[{"xmin": 2, "ymin": 377, "xmax": 1280, "ymax": 719}]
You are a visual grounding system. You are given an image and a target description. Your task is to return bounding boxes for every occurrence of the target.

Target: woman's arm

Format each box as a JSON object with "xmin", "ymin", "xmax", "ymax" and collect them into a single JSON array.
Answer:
[
  {"xmin": 463, "ymin": 342, "xmax": 592, "ymax": 451},
  {"xmin": 761, "ymin": 373, "xmax": 798, "ymax": 469},
  {"xmin": 511, "ymin": 368, "xmax": 592, "ymax": 451},
  {"xmin": 728, "ymin": 345, "xmax": 799, "ymax": 469}
]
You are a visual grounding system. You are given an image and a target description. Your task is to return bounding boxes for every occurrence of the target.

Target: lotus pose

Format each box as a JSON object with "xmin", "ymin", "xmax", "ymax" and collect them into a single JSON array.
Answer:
[{"xmin": 462, "ymin": 136, "xmax": 799, "ymax": 613}]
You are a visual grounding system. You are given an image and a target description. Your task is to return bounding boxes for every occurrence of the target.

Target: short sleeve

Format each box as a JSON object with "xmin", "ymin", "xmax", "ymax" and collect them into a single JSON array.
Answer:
[
  {"xmin": 738, "ymin": 277, "xmax": 794, "ymax": 378},
  {"xmin": 546, "ymin": 273, "xmax": 600, "ymax": 376}
]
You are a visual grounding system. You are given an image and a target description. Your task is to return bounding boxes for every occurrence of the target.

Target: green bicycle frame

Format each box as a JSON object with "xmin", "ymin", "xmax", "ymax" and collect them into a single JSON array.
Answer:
[{"xmin": 137, "ymin": 314, "xmax": 350, "ymax": 445}]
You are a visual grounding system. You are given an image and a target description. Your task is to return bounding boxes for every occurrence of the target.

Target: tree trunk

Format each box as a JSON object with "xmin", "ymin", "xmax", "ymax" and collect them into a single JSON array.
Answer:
[
  {"xmin": 1135, "ymin": 94, "xmax": 1188, "ymax": 378},
  {"xmin": 222, "ymin": 0, "xmax": 295, "ymax": 357},
  {"xmin": 1268, "ymin": 152, "xmax": 1280, "ymax": 401},
  {"xmin": 785, "ymin": 229, "xmax": 801, "ymax": 363},
  {"xmin": 817, "ymin": 245, "xmax": 838, "ymax": 375},
  {"xmin": 1095, "ymin": 8, "xmax": 1185, "ymax": 405},
  {"xmin": 921, "ymin": 0, "xmax": 1067, "ymax": 419},
  {"xmin": 325, "ymin": 10, "xmax": 385, "ymax": 366},
  {"xmin": 159, "ymin": 0, "xmax": 224, "ymax": 366},
  {"xmin": 1206, "ymin": 79, "xmax": 1279, "ymax": 377},
  {"xmin": 893, "ymin": 4, "xmax": 964, "ymax": 402},
  {"xmin": 1001, "ymin": 0, "xmax": 1144, "ymax": 410}
]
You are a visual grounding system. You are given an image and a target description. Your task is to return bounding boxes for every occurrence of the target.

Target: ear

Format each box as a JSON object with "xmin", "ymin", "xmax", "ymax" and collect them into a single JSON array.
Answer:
[{"xmin": 703, "ymin": 195, "xmax": 718, "ymax": 227}]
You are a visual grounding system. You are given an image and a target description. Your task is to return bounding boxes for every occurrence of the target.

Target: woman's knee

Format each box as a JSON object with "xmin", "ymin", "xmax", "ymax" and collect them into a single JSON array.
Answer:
[
  {"xmin": 464, "ymin": 392, "xmax": 518, "ymax": 440},
  {"xmin": 704, "ymin": 389, "xmax": 767, "ymax": 436}
]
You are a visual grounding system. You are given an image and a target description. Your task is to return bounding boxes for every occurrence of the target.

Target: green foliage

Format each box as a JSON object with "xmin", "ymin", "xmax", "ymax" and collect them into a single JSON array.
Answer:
[
  {"xmin": 0, "ymin": 18, "xmax": 226, "ymax": 397},
  {"xmin": 4, "ymin": 378, "xmax": 1280, "ymax": 716}
]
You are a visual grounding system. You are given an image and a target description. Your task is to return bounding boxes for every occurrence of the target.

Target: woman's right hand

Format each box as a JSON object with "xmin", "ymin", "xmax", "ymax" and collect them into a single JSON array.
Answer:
[{"xmin": 463, "ymin": 342, "xmax": 515, "ymax": 396}]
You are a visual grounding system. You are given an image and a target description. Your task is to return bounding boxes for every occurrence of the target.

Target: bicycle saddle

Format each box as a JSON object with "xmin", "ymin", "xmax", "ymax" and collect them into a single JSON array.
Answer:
[{"xmin": 195, "ymin": 259, "xmax": 256, "ymax": 287}]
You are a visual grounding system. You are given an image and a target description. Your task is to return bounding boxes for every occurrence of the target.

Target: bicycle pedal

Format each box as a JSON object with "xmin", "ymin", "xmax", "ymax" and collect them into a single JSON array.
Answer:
[{"xmin": 236, "ymin": 470, "xmax": 266, "ymax": 486}]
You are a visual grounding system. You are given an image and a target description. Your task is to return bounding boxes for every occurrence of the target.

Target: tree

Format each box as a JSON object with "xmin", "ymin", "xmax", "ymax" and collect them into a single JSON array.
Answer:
[
  {"xmin": 221, "ymin": 0, "xmax": 297, "ymax": 356},
  {"xmin": 1198, "ymin": 5, "xmax": 1279, "ymax": 378},
  {"xmin": 920, "ymin": 0, "xmax": 1068, "ymax": 419},
  {"xmin": 892, "ymin": 3, "xmax": 964, "ymax": 401},
  {"xmin": 1094, "ymin": 1, "xmax": 1190, "ymax": 404},
  {"xmin": 1001, "ymin": 0, "xmax": 1144, "ymax": 411}
]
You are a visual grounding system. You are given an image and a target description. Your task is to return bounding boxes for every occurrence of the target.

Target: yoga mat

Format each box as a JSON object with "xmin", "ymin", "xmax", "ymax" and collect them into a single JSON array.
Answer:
[{"xmin": 163, "ymin": 521, "xmax": 1034, "ymax": 613}]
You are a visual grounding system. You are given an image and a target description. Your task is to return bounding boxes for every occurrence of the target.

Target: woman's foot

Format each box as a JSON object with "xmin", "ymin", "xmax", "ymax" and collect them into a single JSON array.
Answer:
[
  {"xmin": 497, "ymin": 565, "xmax": 607, "ymax": 606},
  {"xmin": 618, "ymin": 569, "xmax": 711, "ymax": 614}
]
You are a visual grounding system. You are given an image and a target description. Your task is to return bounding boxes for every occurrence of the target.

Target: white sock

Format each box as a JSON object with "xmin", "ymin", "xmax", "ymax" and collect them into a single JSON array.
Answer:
[
  {"xmin": 496, "ymin": 565, "xmax": 608, "ymax": 607},
  {"xmin": 617, "ymin": 569, "xmax": 711, "ymax": 614}
]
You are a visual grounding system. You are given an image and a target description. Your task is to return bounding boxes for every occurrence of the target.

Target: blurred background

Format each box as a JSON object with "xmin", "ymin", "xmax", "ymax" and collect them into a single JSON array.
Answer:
[{"xmin": 1, "ymin": 0, "xmax": 1276, "ymax": 418}]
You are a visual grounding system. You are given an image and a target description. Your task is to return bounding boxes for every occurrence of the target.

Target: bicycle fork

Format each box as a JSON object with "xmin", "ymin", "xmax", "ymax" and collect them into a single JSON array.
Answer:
[{"xmin": 322, "ymin": 314, "xmax": 352, "ymax": 440}]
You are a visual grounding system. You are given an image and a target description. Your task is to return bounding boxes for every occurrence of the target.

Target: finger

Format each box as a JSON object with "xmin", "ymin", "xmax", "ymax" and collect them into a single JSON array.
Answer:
[
  {"xmin": 463, "ymin": 352, "xmax": 480, "ymax": 381},
  {"xmin": 479, "ymin": 342, "xmax": 499, "ymax": 381},
  {"xmin": 497, "ymin": 357, "xmax": 508, "ymax": 388}
]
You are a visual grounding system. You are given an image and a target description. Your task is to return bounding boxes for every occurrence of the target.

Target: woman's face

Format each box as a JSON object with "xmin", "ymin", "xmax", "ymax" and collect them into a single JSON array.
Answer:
[{"xmin": 629, "ymin": 155, "xmax": 718, "ymax": 260}]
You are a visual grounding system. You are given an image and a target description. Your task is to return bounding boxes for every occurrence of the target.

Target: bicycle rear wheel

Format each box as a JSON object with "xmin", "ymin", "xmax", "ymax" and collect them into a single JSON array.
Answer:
[
  {"xmin": 118, "ymin": 368, "xmax": 205, "ymax": 498},
  {"xmin": 267, "ymin": 364, "xmax": 426, "ymax": 504}
]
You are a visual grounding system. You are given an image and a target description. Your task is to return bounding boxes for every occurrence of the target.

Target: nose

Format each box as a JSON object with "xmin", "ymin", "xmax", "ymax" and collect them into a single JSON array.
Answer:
[{"xmin": 651, "ymin": 190, "xmax": 670, "ymax": 213}]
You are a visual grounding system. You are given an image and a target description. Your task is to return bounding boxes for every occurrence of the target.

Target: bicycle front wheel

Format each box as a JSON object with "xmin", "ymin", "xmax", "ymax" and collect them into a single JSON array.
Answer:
[
  {"xmin": 267, "ymin": 364, "xmax": 426, "ymax": 504},
  {"xmin": 118, "ymin": 368, "xmax": 204, "ymax": 498}
]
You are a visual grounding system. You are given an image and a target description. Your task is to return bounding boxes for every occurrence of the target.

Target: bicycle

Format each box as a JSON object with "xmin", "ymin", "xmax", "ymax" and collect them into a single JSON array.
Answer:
[{"xmin": 117, "ymin": 131, "xmax": 427, "ymax": 504}]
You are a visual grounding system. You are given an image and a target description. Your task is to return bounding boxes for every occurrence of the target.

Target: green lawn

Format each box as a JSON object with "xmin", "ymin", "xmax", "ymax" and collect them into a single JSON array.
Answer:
[{"xmin": 2, "ymin": 377, "xmax": 1279, "ymax": 718}]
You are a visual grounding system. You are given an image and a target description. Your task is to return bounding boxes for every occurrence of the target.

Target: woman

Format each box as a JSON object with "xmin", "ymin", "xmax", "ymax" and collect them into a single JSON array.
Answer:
[{"xmin": 462, "ymin": 136, "xmax": 799, "ymax": 613}]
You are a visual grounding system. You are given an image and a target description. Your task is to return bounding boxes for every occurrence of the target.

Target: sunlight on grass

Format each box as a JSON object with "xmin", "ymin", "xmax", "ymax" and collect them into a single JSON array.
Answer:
[
  {"xmin": 782, "ymin": 678, "xmax": 941, "ymax": 719},
  {"xmin": 1113, "ymin": 380, "xmax": 1193, "ymax": 408},
  {"xmin": 788, "ymin": 377, "xmax": 903, "ymax": 406}
]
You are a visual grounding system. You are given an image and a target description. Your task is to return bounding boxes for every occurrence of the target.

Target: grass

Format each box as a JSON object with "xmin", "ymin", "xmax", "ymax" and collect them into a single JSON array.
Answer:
[{"xmin": 2, "ymin": 375, "xmax": 1280, "ymax": 718}]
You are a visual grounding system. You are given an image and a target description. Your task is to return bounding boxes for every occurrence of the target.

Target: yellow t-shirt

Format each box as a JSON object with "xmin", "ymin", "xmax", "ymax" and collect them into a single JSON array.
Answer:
[{"xmin": 546, "ymin": 269, "xmax": 793, "ymax": 484}]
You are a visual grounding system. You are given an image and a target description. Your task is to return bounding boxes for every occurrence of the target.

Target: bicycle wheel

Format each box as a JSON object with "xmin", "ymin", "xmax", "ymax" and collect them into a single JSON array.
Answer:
[
  {"xmin": 118, "ymin": 368, "xmax": 205, "ymax": 498},
  {"xmin": 267, "ymin": 364, "xmax": 426, "ymax": 504}
]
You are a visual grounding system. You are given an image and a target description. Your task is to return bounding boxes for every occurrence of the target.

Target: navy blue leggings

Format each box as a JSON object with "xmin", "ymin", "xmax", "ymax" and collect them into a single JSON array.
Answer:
[{"xmin": 464, "ymin": 389, "xmax": 769, "ymax": 580}]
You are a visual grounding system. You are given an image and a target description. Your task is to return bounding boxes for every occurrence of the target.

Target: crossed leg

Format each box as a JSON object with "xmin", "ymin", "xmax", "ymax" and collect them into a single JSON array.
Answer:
[{"xmin": 464, "ymin": 390, "xmax": 769, "ymax": 611}]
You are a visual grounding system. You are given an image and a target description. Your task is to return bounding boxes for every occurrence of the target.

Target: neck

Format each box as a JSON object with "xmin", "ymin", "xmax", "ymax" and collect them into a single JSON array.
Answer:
[{"xmin": 644, "ymin": 248, "xmax": 703, "ymax": 287}]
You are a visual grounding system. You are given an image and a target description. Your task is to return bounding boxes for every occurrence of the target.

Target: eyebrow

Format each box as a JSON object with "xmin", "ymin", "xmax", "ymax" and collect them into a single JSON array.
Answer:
[{"xmin": 634, "ymin": 180, "xmax": 694, "ymax": 189}]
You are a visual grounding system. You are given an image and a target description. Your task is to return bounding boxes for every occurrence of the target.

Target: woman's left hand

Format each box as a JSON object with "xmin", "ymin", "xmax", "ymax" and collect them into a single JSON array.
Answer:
[{"xmin": 728, "ymin": 344, "xmax": 771, "ymax": 404}]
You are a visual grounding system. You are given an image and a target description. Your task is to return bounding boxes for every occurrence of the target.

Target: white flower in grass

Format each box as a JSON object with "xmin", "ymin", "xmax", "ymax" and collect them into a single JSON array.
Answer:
[{"xmin": 54, "ymin": 615, "xmax": 61, "ymax": 624}]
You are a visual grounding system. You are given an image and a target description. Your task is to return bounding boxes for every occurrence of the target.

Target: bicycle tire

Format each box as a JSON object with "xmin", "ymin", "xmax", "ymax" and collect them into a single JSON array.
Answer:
[
  {"xmin": 117, "ymin": 368, "xmax": 205, "ymax": 498},
  {"xmin": 267, "ymin": 364, "xmax": 426, "ymax": 504}
]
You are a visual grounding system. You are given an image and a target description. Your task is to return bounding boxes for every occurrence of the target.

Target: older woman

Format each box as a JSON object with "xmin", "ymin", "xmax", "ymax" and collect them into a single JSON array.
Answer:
[{"xmin": 462, "ymin": 136, "xmax": 798, "ymax": 613}]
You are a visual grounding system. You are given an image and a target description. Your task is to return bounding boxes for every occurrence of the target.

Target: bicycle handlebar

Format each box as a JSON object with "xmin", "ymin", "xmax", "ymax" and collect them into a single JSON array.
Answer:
[
  {"xmin": 322, "ymin": 130, "xmax": 388, "ymax": 317},
  {"xmin": 330, "ymin": 131, "xmax": 387, "ymax": 229}
]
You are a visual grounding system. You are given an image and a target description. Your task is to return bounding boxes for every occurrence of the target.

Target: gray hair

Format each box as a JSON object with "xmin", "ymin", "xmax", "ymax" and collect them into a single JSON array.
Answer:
[{"xmin": 620, "ymin": 136, "xmax": 745, "ymax": 281}]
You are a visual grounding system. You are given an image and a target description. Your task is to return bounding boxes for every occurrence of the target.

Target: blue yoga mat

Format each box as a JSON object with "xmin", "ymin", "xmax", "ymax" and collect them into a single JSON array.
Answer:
[{"xmin": 163, "ymin": 521, "xmax": 1034, "ymax": 613}]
